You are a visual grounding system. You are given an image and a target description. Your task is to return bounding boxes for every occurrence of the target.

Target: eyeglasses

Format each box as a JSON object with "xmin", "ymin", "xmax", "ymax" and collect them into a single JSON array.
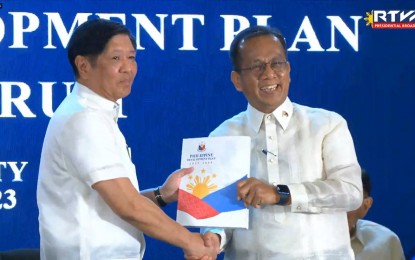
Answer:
[{"xmin": 235, "ymin": 60, "xmax": 289, "ymax": 75}]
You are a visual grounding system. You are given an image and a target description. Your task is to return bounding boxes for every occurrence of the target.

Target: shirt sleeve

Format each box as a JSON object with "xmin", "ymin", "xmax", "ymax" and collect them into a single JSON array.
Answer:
[
  {"xmin": 59, "ymin": 111, "xmax": 130, "ymax": 187},
  {"xmin": 389, "ymin": 233, "xmax": 405, "ymax": 260},
  {"xmin": 289, "ymin": 112, "xmax": 363, "ymax": 213}
]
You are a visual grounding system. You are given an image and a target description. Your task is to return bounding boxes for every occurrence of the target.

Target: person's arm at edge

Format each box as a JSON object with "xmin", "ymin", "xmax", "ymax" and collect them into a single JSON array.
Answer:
[{"xmin": 93, "ymin": 177, "xmax": 215, "ymax": 259}]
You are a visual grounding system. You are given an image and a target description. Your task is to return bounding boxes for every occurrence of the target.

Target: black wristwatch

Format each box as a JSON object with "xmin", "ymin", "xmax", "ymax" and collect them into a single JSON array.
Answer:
[
  {"xmin": 275, "ymin": 184, "xmax": 290, "ymax": 206},
  {"xmin": 154, "ymin": 187, "xmax": 167, "ymax": 207}
]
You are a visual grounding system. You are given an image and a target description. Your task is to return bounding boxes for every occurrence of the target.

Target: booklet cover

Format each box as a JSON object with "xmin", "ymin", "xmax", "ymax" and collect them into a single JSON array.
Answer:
[{"xmin": 177, "ymin": 136, "xmax": 250, "ymax": 229}]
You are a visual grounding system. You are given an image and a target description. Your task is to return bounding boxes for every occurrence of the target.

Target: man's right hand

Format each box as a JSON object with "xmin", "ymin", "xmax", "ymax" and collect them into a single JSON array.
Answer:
[
  {"xmin": 184, "ymin": 233, "xmax": 218, "ymax": 260},
  {"xmin": 202, "ymin": 232, "xmax": 221, "ymax": 254}
]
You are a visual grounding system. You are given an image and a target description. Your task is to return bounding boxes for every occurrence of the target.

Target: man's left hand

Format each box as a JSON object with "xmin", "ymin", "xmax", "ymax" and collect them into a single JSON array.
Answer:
[
  {"xmin": 237, "ymin": 177, "xmax": 278, "ymax": 208},
  {"xmin": 160, "ymin": 167, "xmax": 194, "ymax": 203}
]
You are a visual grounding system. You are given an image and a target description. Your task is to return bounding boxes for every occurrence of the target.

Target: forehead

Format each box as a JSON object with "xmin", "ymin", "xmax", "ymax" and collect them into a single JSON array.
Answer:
[
  {"xmin": 239, "ymin": 35, "xmax": 285, "ymax": 61},
  {"xmin": 103, "ymin": 34, "xmax": 135, "ymax": 52}
]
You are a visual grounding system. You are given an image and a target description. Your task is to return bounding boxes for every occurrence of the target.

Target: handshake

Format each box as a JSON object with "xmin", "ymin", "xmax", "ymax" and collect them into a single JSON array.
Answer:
[{"xmin": 184, "ymin": 232, "xmax": 221, "ymax": 260}]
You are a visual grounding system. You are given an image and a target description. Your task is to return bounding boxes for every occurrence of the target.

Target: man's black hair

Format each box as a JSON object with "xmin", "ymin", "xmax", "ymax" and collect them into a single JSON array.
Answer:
[
  {"xmin": 361, "ymin": 169, "xmax": 371, "ymax": 196},
  {"xmin": 229, "ymin": 25, "xmax": 287, "ymax": 70},
  {"xmin": 67, "ymin": 18, "xmax": 136, "ymax": 78}
]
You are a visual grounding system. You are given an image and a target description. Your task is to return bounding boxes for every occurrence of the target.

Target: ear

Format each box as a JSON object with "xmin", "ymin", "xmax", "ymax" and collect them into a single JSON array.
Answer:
[
  {"xmin": 74, "ymin": 55, "xmax": 90, "ymax": 80},
  {"xmin": 361, "ymin": 196, "xmax": 373, "ymax": 218},
  {"xmin": 231, "ymin": 71, "xmax": 243, "ymax": 92}
]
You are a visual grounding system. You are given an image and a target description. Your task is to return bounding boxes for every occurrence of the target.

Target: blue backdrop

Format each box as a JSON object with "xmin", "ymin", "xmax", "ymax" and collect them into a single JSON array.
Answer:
[{"xmin": 1, "ymin": 0, "xmax": 414, "ymax": 259}]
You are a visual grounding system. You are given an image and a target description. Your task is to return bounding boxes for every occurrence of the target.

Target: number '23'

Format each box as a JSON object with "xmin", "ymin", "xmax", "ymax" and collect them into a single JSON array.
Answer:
[{"xmin": 0, "ymin": 189, "xmax": 17, "ymax": 209}]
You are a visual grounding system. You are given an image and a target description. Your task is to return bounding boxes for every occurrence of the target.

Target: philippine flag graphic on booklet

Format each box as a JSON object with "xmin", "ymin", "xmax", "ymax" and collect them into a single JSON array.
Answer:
[{"xmin": 177, "ymin": 136, "xmax": 250, "ymax": 229}]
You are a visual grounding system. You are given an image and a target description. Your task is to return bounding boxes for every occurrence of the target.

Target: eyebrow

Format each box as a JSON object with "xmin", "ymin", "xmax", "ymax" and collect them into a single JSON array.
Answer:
[
  {"xmin": 108, "ymin": 49, "xmax": 136, "ymax": 54},
  {"xmin": 251, "ymin": 56, "xmax": 285, "ymax": 63}
]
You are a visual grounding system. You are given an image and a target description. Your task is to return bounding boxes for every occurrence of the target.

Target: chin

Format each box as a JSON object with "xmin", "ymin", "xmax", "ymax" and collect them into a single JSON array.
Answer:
[{"xmin": 120, "ymin": 87, "xmax": 132, "ymax": 97}]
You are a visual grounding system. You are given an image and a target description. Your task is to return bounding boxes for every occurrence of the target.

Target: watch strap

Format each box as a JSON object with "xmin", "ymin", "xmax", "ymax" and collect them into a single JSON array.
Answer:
[{"xmin": 154, "ymin": 186, "xmax": 167, "ymax": 207}]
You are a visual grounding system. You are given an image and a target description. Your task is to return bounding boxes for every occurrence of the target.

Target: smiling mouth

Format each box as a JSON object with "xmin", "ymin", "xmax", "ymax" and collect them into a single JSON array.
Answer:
[
  {"xmin": 260, "ymin": 84, "xmax": 279, "ymax": 93},
  {"xmin": 120, "ymin": 79, "xmax": 132, "ymax": 85}
]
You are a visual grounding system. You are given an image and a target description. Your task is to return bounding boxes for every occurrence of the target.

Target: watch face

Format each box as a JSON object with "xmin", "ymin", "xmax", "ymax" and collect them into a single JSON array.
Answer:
[
  {"xmin": 277, "ymin": 185, "xmax": 290, "ymax": 194},
  {"xmin": 276, "ymin": 185, "xmax": 290, "ymax": 206}
]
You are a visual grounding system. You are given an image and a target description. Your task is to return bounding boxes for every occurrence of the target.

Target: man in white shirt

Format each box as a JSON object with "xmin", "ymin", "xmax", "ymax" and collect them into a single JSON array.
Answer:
[
  {"xmin": 347, "ymin": 170, "xmax": 405, "ymax": 260},
  {"xmin": 37, "ymin": 18, "xmax": 216, "ymax": 260},
  {"xmin": 201, "ymin": 25, "xmax": 363, "ymax": 259}
]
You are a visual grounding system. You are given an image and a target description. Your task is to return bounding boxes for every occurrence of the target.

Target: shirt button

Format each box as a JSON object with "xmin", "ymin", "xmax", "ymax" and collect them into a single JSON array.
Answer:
[
  {"xmin": 268, "ymin": 136, "xmax": 273, "ymax": 140},
  {"xmin": 269, "ymin": 158, "xmax": 275, "ymax": 163},
  {"xmin": 296, "ymin": 205, "xmax": 302, "ymax": 210},
  {"xmin": 267, "ymin": 115, "xmax": 272, "ymax": 120}
]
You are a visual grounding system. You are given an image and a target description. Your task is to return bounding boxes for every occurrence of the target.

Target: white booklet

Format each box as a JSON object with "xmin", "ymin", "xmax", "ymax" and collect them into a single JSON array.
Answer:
[{"xmin": 176, "ymin": 136, "xmax": 250, "ymax": 229}]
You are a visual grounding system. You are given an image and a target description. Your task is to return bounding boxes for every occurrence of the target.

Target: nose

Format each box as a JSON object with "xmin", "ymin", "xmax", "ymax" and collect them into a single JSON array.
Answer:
[
  {"xmin": 260, "ymin": 62, "xmax": 277, "ymax": 79},
  {"xmin": 120, "ymin": 58, "xmax": 136, "ymax": 74}
]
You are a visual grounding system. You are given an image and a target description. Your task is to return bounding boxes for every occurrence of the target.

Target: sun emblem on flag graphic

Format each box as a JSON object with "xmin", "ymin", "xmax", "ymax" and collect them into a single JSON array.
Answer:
[
  {"xmin": 178, "ymin": 169, "xmax": 223, "ymax": 219},
  {"xmin": 186, "ymin": 171, "xmax": 218, "ymax": 198},
  {"xmin": 178, "ymin": 168, "xmax": 247, "ymax": 219}
]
